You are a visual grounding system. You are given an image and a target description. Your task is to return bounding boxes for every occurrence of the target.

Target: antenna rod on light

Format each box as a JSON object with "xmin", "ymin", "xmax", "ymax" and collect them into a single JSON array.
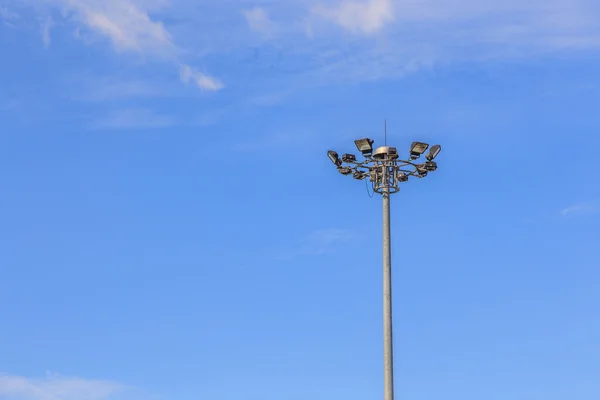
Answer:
[{"xmin": 384, "ymin": 119, "xmax": 387, "ymax": 146}]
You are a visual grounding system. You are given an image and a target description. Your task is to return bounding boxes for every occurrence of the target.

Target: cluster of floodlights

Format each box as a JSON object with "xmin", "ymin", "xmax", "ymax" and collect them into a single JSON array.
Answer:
[{"xmin": 327, "ymin": 138, "xmax": 441, "ymax": 193}]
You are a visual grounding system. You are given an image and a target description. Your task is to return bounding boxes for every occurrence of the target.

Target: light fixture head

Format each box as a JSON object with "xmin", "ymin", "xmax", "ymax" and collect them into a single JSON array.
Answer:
[
  {"xmin": 424, "ymin": 161, "xmax": 438, "ymax": 172},
  {"xmin": 416, "ymin": 163, "xmax": 428, "ymax": 177},
  {"xmin": 410, "ymin": 142, "xmax": 429, "ymax": 160},
  {"xmin": 354, "ymin": 138, "xmax": 375, "ymax": 156},
  {"xmin": 397, "ymin": 172, "xmax": 408, "ymax": 182},
  {"xmin": 338, "ymin": 166, "xmax": 353, "ymax": 175},
  {"xmin": 342, "ymin": 153, "xmax": 357, "ymax": 163},
  {"xmin": 353, "ymin": 171, "xmax": 367, "ymax": 180},
  {"xmin": 327, "ymin": 150, "xmax": 342, "ymax": 166},
  {"xmin": 426, "ymin": 144, "xmax": 442, "ymax": 161}
]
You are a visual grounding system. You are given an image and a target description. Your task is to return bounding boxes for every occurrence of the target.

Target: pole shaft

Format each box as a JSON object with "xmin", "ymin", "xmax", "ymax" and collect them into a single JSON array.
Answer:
[{"xmin": 383, "ymin": 186, "xmax": 394, "ymax": 400}]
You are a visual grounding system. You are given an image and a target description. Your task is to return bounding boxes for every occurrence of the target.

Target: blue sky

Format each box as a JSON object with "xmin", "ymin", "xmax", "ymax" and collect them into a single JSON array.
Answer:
[{"xmin": 1, "ymin": 0, "xmax": 600, "ymax": 399}]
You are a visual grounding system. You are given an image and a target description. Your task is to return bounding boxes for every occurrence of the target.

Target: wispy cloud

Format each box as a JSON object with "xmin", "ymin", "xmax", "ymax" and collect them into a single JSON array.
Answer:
[
  {"xmin": 0, "ymin": 5, "xmax": 19, "ymax": 26},
  {"xmin": 561, "ymin": 203, "xmax": 597, "ymax": 217},
  {"xmin": 242, "ymin": 7, "xmax": 278, "ymax": 37},
  {"xmin": 0, "ymin": 372, "xmax": 123, "ymax": 400},
  {"xmin": 8, "ymin": 0, "xmax": 600, "ymax": 102},
  {"xmin": 25, "ymin": 0, "xmax": 223, "ymax": 91},
  {"xmin": 312, "ymin": 0, "xmax": 394, "ymax": 35},
  {"xmin": 40, "ymin": 15, "xmax": 53, "ymax": 48},
  {"xmin": 179, "ymin": 64, "xmax": 224, "ymax": 91},
  {"xmin": 243, "ymin": 0, "xmax": 600, "ymax": 87},
  {"xmin": 52, "ymin": 0, "xmax": 176, "ymax": 58}
]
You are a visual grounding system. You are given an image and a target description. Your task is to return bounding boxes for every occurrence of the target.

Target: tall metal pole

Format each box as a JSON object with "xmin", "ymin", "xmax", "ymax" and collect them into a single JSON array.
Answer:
[
  {"xmin": 383, "ymin": 184, "xmax": 394, "ymax": 400},
  {"xmin": 327, "ymin": 138, "xmax": 441, "ymax": 400}
]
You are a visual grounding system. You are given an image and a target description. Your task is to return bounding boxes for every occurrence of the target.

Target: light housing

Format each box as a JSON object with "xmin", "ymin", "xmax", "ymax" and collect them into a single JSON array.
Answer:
[
  {"xmin": 397, "ymin": 172, "xmax": 408, "ymax": 182},
  {"xmin": 328, "ymin": 150, "xmax": 342, "ymax": 166},
  {"xmin": 410, "ymin": 142, "xmax": 429, "ymax": 160},
  {"xmin": 342, "ymin": 153, "xmax": 357, "ymax": 163},
  {"xmin": 415, "ymin": 163, "xmax": 428, "ymax": 178},
  {"xmin": 338, "ymin": 166, "xmax": 353, "ymax": 175},
  {"xmin": 353, "ymin": 171, "xmax": 367, "ymax": 180},
  {"xmin": 354, "ymin": 138, "xmax": 375, "ymax": 156},
  {"xmin": 424, "ymin": 161, "xmax": 438, "ymax": 172},
  {"xmin": 426, "ymin": 144, "xmax": 441, "ymax": 161}
]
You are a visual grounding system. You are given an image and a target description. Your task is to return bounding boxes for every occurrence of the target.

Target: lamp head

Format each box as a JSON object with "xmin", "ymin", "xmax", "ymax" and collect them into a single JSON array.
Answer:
[
  {"xmin": 338, "ymin": 166, "xmax": 353, "ymax": 175},
  {"xmin": 416, "ymin": 163, "xmax": 428, "ymax": 178},
  {"xmin": 426, "ymin": 144, "xmax": 441, "ymax": 161},
  {"xmin": 354, "ymin": 138, "xmax": 375, "ymax": 156},
  {"xmin": 353, "ymin": 171, "xmax": 367, "ymax": 180},
  {"xmin": 342, "ymin": 153, "xmax": 357, "ymax": 163},
  {"xmin": 424, "ymin": 161, "xmax": 438, "ymax": 172},
  {"xmin": 327, "ymin": 150, "xmax": 342, "ymax": 166},
  {"xmin": 409, "ymin": 142, "xmax": 429, "ymax": 160}
]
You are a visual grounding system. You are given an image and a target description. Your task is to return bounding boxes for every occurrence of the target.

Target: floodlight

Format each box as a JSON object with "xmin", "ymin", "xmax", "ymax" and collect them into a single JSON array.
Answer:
[
  {"xmin": 354, "ymin": 138, "xmax": 375, "ymax": 156},
  {"xmin": 424, "ymin": 161, "xmax": 437, "ymax": 172},
  {"xmin": 426, "ymin": 145, "xmax": 441, "ymax": 161},
  {"xmin": 416, "ymin": 163, "xmax": 428, "ymax": 177},
  {"xmin": 409, "ymin": 142, "xmax": 429, "ymax": 160},
  {"xmin": 328, "ymin": 150, "xmax": 342, "ymax": 166},
  {"xmin": 338, "ymin": 166, "xmax": 353, "ymax": 175},
  {"xmin": 353, "ymin": 171, "xmax": 367, "ymax": 180},
  {"xmin": 397, "ymin": 172, "xmax": 408, "ymax": 182},
  {"xmin": 342, "ymin": 153, "xmax": 357, "ymax": 163}
]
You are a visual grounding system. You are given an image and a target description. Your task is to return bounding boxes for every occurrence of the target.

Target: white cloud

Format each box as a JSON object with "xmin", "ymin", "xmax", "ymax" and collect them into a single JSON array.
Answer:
[
  {"xmin": 561, "ymin": 203, "xmax": 597, "ymax": 217},
  {"xmin": 242, "ymin": 7, "xmax": 278, "ymax": 37},
  {"xmin": 49, "ymin": 0, "xmax": 175, "ymax": 58},
  {"xmin": 0, "ymin": 5, "xmax": 19, "ymax": 26},
  {"xmin": 180, "ymin": 64, "xmax": 224, "ymax": 91},
  {"xmin": 9, "ymin": 0, "xmax": 600, "ymax": 97},
  {"xmin": 0, "ymin": 373, "xmax": 122, "ymax": 400},
  {"xmin": 0, "ymin": 5, "xmax": 17, "ymax": 19},
  {"xmin": 312, "ymin": 0, "xmax": 394, "ymax": 35},
  {"xmin": 23, "ymin": 0, "xmax": 222, "ymax": 91},
  {"xmin": 251, "ymin": 0, "xmax": 600, "ymax": 86},
  {"xmin": 40, "ymin": 15, "xmax": 53, "ymax": 48}
]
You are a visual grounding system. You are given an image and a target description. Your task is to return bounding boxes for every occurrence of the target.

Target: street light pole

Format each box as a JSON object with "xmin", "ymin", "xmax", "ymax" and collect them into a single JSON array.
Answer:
[
  {"xmin": 327, "ymin": 138, "xmax": 441, "ymax": 400},
  {"xmin": 382, "ymin": 186, "xmax": 394, "ymax": 400}
]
